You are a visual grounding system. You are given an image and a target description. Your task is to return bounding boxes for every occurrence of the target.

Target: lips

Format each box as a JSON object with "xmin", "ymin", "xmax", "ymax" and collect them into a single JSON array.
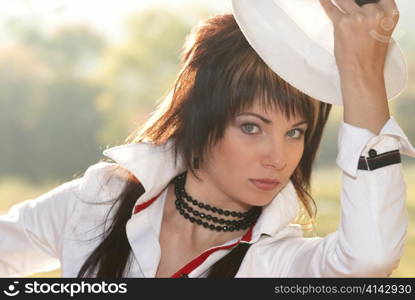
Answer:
[{"xmin": 249, "ymin": 179, "xmax": 280, "ymax": 191}]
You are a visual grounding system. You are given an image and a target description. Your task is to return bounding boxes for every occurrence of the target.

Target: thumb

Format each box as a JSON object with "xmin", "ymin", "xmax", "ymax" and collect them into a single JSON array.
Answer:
[{"xmin": 319, "ymin": 0, "xmax": 344, "ymax": 23}]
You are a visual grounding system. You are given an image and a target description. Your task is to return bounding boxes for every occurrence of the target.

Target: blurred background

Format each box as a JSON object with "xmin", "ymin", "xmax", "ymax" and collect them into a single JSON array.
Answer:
[{"xmin": 0, "ymin": 0, "xmax": 413, "ymax": 277}]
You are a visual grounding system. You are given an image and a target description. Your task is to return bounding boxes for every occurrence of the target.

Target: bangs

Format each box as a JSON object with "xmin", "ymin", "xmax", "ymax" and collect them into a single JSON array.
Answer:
[{"xmin": 227, "ymin": 53, "xmax": 319, "ymax": 129}]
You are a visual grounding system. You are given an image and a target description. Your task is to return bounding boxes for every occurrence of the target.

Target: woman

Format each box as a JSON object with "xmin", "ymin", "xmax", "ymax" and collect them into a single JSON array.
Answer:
[{"xmin": 1, "ymin": 0, "xmax": 414, "ymax": 278}]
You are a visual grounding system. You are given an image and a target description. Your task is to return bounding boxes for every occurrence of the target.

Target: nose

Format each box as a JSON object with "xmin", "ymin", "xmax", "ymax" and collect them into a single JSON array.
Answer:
[{"xmin": 261, "ymin": 138, "xmax": 287, "ymax": 170}]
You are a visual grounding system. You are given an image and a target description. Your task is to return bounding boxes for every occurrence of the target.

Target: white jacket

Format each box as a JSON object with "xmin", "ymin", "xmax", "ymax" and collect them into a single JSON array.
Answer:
[{"xmin": 1, "ymin": 116, "xmax": 414, "ymax": 278}]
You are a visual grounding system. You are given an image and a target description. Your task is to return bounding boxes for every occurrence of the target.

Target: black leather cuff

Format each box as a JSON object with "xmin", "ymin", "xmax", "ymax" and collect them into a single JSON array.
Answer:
[{"xmin": 358, "ymin": 149, "xmax": 401, "ymax": 171}]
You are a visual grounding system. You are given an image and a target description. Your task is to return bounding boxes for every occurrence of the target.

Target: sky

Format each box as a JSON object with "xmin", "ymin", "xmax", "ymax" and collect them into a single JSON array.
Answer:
[
  {"xmin": 0, "ymin": 0, "xmax": 232, "ymax": 42},
  {"xmin": 0, "ymin": 0, "xmax": 413, "ymax": 46}
]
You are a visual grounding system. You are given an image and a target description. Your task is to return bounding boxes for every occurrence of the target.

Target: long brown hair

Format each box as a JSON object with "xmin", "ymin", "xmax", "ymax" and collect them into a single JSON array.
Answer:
[{"xmin": 77, "ymin": 13, "xmax": 331, "ymax": 278}]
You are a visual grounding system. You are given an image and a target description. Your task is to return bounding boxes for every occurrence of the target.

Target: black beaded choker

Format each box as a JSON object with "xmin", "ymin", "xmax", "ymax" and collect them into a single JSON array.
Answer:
[{"xmin": 173, "ymin": 172, "xmax": 261, "ymax": 232}]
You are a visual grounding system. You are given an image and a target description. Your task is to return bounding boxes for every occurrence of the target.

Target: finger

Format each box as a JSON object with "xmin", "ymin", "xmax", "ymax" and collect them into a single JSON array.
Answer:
[
  {"xmin": 319, "ymin": 0, "xmax": 344, "ymax": 23},
  {"xmin": 334, "ymin": 0, "xmax": 362, "ymax": 14},
  {"xmin": 378, "ymin": 0, "xmax": 398, "ymax": 11},
  {"xmin": 378, "ymin": 0, "xmax": 399, "ymax": 18}
]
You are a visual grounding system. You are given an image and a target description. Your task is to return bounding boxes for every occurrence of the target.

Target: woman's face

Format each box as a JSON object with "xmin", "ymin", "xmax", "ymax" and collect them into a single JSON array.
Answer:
[{"xmin": 202, "ymin": 101, "xmax": 308, "ymax": 209}]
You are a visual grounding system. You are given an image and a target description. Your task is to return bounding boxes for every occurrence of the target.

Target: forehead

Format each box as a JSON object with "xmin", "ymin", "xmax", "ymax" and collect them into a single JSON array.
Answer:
[{"xmin": 236, "ymin": 99, "xmax": 306, "ymax": 122}]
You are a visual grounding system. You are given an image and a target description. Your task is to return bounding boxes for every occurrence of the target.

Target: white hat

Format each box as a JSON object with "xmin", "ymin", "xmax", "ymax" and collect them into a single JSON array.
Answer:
[{"xmin": 231, "ymin": 0, "xmax": 407, "ymax": 105}]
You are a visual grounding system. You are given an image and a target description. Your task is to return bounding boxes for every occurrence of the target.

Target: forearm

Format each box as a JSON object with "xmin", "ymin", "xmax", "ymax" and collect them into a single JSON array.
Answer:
[{"xmin": 340, "ymin": 70, "xmax": 390, "ymax": 135}]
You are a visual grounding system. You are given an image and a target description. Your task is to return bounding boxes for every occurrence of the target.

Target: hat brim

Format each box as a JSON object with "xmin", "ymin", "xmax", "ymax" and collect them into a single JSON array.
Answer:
[{"xmin": 232, "ymin": 0, "xmax": 407, "ymax": 105}]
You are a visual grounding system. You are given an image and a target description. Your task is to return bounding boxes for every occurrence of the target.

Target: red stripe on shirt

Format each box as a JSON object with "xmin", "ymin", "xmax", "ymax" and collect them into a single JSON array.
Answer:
[
  {"xmin": 171, "ymin": 227, "xmax": 253, "ymax": 278},
  {"xmin": 133, "ymin": 192, "xmax": 163, "ymax": 215}
]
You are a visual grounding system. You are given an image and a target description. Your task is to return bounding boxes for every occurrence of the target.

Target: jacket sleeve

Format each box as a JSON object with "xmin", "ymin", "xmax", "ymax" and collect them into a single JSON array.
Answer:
[
  {"xmin": 0, "ymin": 161, "xmax": 118, "ymax": 277},
  {"xmin": 284, "ymin": 116, "xmax": 415, "ymax": 277}
]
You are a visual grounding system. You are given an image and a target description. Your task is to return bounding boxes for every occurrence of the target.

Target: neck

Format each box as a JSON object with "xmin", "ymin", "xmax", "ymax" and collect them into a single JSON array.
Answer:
[
  {"xmin": 163, "ymin": 183, "xmax": 249, "ymax": 251},
  {"xmin": 184, "ymin": 170, "xmax": 252, "ymax": 213}
]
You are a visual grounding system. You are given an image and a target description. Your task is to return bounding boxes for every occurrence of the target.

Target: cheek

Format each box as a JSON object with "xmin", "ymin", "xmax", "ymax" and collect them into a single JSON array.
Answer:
[
  {"xmin": 287, "ymin": 144, "xmax": 304, "ymax": 172},
  {"xmin": 212, "ymin": 132, "xmax": 252, "ymax": 171}
]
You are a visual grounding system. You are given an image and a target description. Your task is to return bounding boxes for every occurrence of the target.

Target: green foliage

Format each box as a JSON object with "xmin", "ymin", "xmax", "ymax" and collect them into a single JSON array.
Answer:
[
  {"xmin": 0, "ymin": 27, "xmax": 106, "ymax": 182},
  {"xmin": 94, "ymin": 7, "xmax": 197, "ymax": 145},
  {"xmin": 0, "ymin": 5, "xmax": 216, "ymax": 182},
  {"xmin": 396, "ymin": 95, "xmax": 415, "ymax": 148}
]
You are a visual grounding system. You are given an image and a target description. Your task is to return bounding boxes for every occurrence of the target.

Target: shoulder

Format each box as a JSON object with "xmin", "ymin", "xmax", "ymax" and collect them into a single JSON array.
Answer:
[
  {"xmin": 64, "ymin": 161, "xmax": 135, "ymax": 238},
  {"xmin": 16, "ymin": 161, "xmax": 131, "ymax": 223},
  {"xmin": 78, "ymin": 161, "xmax": 132, "ymax": 204}
]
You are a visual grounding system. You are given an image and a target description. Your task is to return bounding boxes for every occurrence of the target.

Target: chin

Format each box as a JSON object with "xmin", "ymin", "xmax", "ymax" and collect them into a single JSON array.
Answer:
[
  {"xmin": 256, "ymin": 197, "xmax": 275, "ymax": 207},
  {"xmin": 245, "ymin": 192, "xmax": 275, "ymax": 207}
]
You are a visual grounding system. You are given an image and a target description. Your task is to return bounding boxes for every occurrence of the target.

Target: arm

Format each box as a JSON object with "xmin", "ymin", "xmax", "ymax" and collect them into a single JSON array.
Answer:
[
  {"xmin": 280, "ymin": 0, "xmax": 413, "ymax": 277},
  {"xmin": 0, "ymin": 162, "xmax": 119, "ymax": 277},
  {"xmin": 0, "ymin": 179, "xmax": 80, "ymax": 277},
  {"xmin": 283, "ymin": 117, "xmax": 415, "ymax": 277}
]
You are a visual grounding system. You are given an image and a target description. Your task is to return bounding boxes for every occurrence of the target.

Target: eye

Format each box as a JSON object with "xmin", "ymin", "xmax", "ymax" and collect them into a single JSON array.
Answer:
[
  {"xmin": 287, "ymin": 128, "xmax": 306, "ymax": 139},
  {"xmin": 240, "ymin": 123, "xmax": 260, "ymax": 135}
]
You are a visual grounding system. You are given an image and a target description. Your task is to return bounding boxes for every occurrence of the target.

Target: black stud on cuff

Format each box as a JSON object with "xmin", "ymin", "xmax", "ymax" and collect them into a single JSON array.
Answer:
[{"xmin": 358, "ymin": 149, "xmax": 401, "ymax": 171}]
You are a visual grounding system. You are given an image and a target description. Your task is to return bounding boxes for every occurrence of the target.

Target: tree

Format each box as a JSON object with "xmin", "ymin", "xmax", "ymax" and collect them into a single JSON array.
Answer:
[
  {"xmin": 93, "ymin": 6, "xmax": 211, "ymax": 145},
  {"xmin": 0, "ymin": 24, "xmax": 107, "ymax": 182}
]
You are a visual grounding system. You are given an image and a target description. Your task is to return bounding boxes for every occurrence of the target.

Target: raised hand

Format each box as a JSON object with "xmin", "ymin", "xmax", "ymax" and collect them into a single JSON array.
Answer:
[{"xmin": 320, "ymin": 0, "xmax": 400, "ymax": 134}]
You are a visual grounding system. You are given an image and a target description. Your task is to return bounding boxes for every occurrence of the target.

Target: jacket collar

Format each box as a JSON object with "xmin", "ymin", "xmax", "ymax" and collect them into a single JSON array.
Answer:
[{"xmin": 103, "ymin": 139, "xmax": 300, "ymax": 240}]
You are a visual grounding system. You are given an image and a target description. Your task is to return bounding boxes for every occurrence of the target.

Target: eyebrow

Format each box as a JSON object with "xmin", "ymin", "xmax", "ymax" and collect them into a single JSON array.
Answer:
[{"xmin": 236, "ymin": 112, "xmax": 308, "ymax": 127}]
